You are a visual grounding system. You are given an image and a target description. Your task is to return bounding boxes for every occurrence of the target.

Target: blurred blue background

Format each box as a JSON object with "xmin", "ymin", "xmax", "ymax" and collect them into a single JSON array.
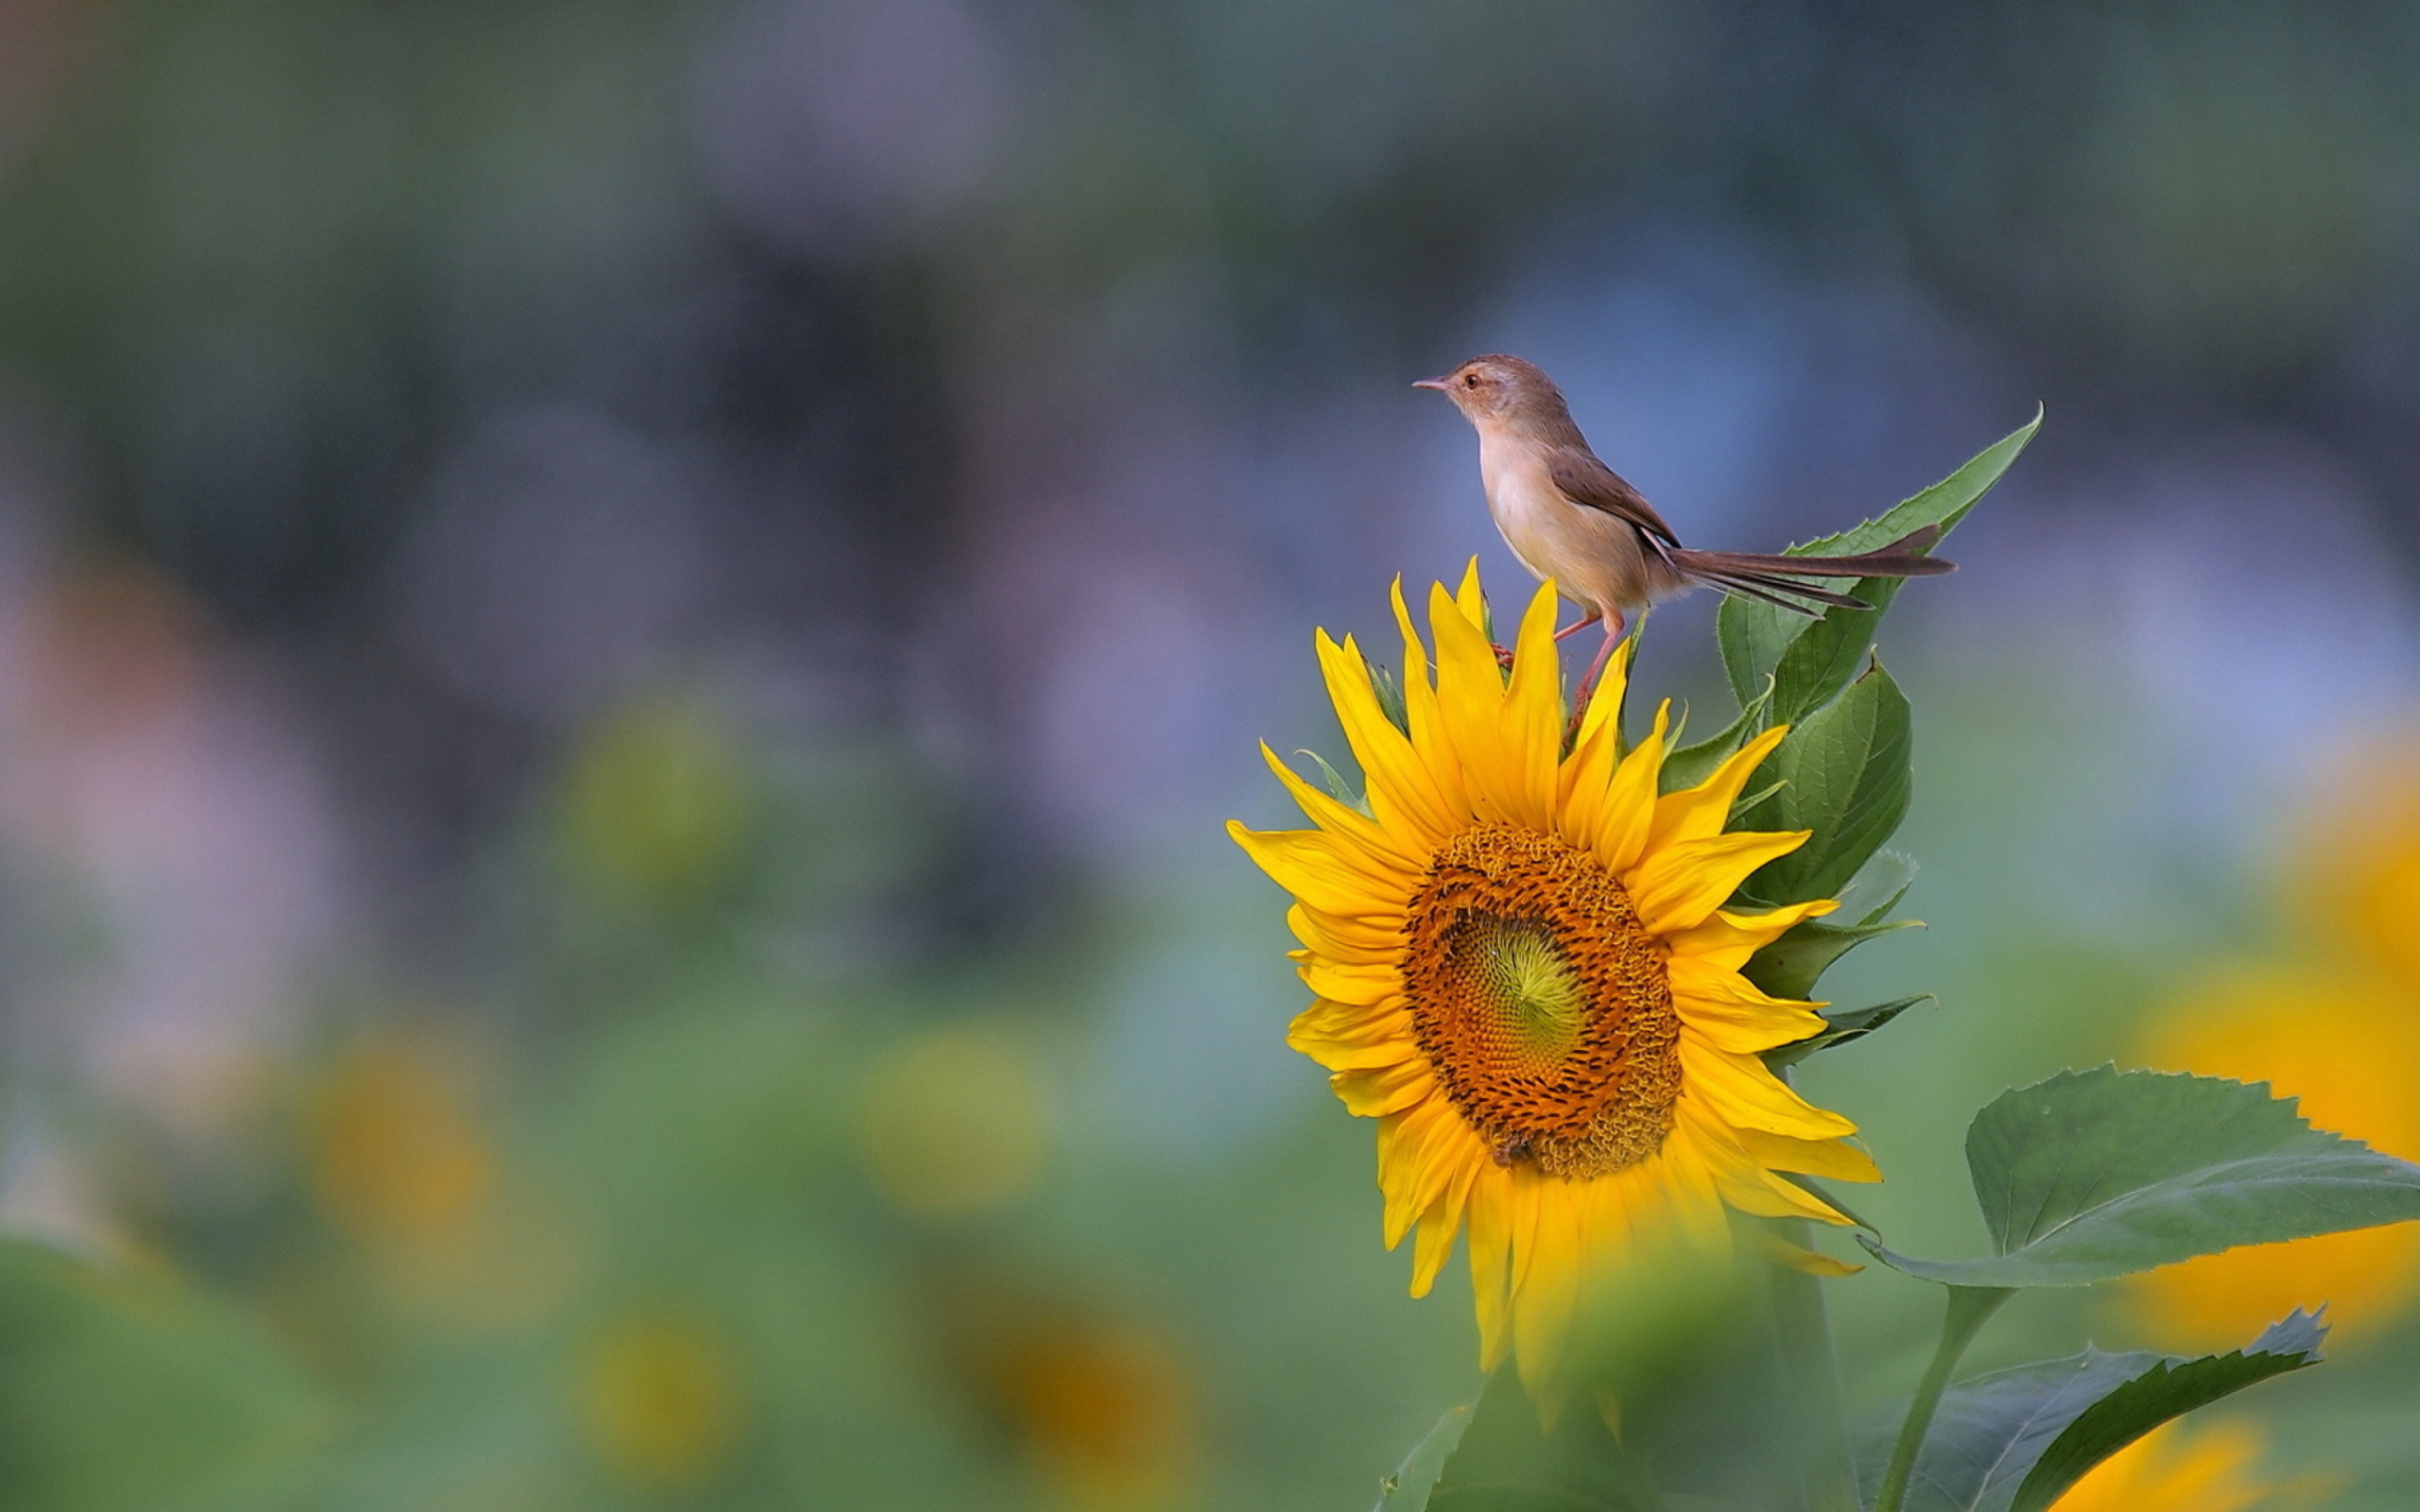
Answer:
[{"xmin": 0, "ymin": 2, "xmax": 2417, "ymax": 1507}]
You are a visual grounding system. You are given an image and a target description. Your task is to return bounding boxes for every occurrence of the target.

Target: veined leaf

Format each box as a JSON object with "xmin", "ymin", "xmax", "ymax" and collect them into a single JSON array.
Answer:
[
  {"xmin": 1741, "ymin": 916, "xmax": 1921, "ymax": 1002},
  {"xmin": 1839, "ymin": 850, "xmax": 1918, "ymax": 926},
  {"xmin": 1720, "ymin": 411, "xmax": 2039, "ymax": 713},
  {"xmin": 1375, "ymin": 1403, "xmax": 1473, "ymax": 1511},
  {"xmin": 1426, "ymin": 1367, "xmax": 1667, "ymax": 1511},
  {"xmin": 1864, "ymin": 1067, "xmax": 2420, "ymax": 1289},
  {"xmin": 1850, "ymin": 1313, "xmax": 2323, "ymax": 1512},
  {"xmin": 1765, "ymin": 996, "xmax": 1931, "ymax": 1070},
  {"xmin": 1738, "ymin": 662, "xmax": 1911, "ymax": 906},
  {"xmin": 2007, "ymin": 1312, "xmax": 2325, "ymax": 1512}
]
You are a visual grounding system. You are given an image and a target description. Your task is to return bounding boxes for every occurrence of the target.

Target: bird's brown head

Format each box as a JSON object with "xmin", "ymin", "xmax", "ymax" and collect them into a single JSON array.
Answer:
[{"xmin": 1412, "ymin": 354, "xmax": 1572, "ymax": 432}]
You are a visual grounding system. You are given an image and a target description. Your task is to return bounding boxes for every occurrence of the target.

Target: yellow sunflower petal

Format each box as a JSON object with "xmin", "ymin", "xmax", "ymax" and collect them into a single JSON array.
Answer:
[
  {"xmin": 1380, "ymin": 1097, "xmax": 1479, "ymax": 1247},
  {"xmin": 1426, "ymin": 579, "xmax": 1530, "ymax": 825},
  {"xmin": 1494, "ymin": 582, "xmax": 1566, "ymax": 828},
  {"xmin": 1668, "ymin": 955, "xmax": 1826, "ymax": 1053},
  {"xmin": 1229, "ymin": 823, "xmax": 1401, "ymax": 919},
  {"xmin": 1389, "ymin": 577, "xmax": 1473, "ymax": 819},
  {"xmin": 1626, "ymin": 830, "xmax": 1812, "ymax": 934},
  {"xmin": 1663, "ymin": 899, "xmax": 1839, "ymax": 972},
  {"xmin": 1649, "ymin": 724, "xmax": 1789, "ymax": 850},
  {"xmin": 1288, "ymin": 998, "xmax": 1416, "ymax": 1072},
  {"xmin": 1315, "ymin": 630, "xmax": 1458, "ymax": 842},
  {"xmin": 1297, "ymin": 954, "xmax": 1401, "ymax": 1006},
  {"xmin": 1453, "ymin": 558, "xmax": 1486, "ymax": 624},
  {"xmin": 1288, "ymin": 901, "xmax": 1405, "ymax": 964},
  {"xmin": 1734, "ymin": 1125, "xmax": 1882, "ymax": 1185},
  {"xmin": 1410, "ymin": 1144, "xmax": 1484, "ymax": 1297},
  {"xmin": 1467, "ymin": 1167, "xmax": 1515, "ymax": 1370},
  {"xmin": 1569, "ymin": 632, "xmax": 1636, "ymax": 757},
  {"xmin": 1332, "ymin": 1057, "xmax": 1436, "ymax": 1118},
  {"xmin": 1512, "ymin": 1178, "xmax": 1585, "ymax": 1404},
  {"xmin": 1258, "ymin": 743, "xmax": 1427, "ymax": 871},
  {"xmin": 1678, "ymin": 1042, "xmax": 1858, "ymax": 1141},
  {"xmin": 1590, "ymin": 700, "xmax": 1670, "ymax": 873}
]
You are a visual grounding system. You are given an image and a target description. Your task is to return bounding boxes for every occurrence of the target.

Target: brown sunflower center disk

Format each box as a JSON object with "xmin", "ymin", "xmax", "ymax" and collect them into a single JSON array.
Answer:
[{"xmin": 1401, "ymin": 823, "xmax": 1681, "ymax": 1179}]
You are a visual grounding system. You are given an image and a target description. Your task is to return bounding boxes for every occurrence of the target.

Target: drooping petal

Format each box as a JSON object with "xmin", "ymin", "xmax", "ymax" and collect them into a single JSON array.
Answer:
[
  {"xmin": 1467, "ymin": 1167, "xmax": 1515, "ymax": 1370},
  {"xmin": 1288, "ymin": 901, "xmax": 1408, "ymax": 964},
  {"xmin": 1288, "ymin": 997, "xmax": 1416, "ymax": 1072},
  {"xmin": 1332, "ymin": 1057, "xmax": 1436, "ymax": 1117},
  {"xmin": 1380, "ymin": 1096, "xmax": 1478, "ymax": 1247},
  {"xmin": 1512, "ymin": 1176, "xmax": 1584, "ymax": 1406},
  {"xmin": 1409, "ymin": 1143, "xmax": 1483, "ymax": 1297},
  {"xmin": 1297, "ymin": 954, "xmax": 1402, "ymax": 1007}
]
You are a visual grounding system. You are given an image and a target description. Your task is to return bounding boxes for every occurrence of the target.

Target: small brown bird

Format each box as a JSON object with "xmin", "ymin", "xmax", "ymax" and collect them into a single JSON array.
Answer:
[{"xmin": 1416, "ymin": 354, "xmax": 1954, "ymax": 694}]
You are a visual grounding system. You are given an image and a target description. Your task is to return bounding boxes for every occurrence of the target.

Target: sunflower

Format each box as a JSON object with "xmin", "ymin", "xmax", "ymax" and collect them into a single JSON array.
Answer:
[{"xmin": 1230, "ymin": 566, "xmax": 1877, "ymax": 1397}]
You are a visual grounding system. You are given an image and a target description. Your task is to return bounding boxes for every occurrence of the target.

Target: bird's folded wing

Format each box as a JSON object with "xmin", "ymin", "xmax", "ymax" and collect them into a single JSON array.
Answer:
[{"xmin": 1547, "ymin": 452, "xmax": 1682, "ymax": 547}]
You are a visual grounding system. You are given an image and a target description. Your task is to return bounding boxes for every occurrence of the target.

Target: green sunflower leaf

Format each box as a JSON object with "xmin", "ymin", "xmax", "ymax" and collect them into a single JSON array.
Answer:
[
  {"xmin": 2006, "ymin": 1311, "xmax": 2325, "ymax": 1512},
  {"xmin": 1297, "ymin": 747, "xmax": 1371, "ymax": 816},
  {"xmin": 1861, "ymin": 1067, "xmax": 2420, "ymax": 1289},
  {"xmin": 1376, "ymin": 1402, "xmax": 1473, "ymax": 1511},
  {"xmin": 1738, "ymin": 662, "xmax": 1911, "ymax": 906},
  {"xmin": 1848, "ymin": 1312, "xmax": 2324, "ymax": 1512},
  {"xmin": 1764, "ymin": 995, "xmax": 1931, "ymax": 1070},
  {"xmin": 1423, "ymin": 1366, "xmax": 1667, "ymax": 1511},
  {"xmin": 1719, "ymin": 410, "xmax": 2038, "ymax": 718},
  {"xmin": 1367, "ymin": 658, "xmax": 1411, "ymax": 736},
  {"xmin": 1740, "ymin": 916, "xmax": 1921, "ymax": 1002}
]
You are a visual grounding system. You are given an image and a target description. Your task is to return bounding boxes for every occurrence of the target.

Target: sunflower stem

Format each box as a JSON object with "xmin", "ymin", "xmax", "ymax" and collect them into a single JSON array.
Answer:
[
  {"xmin": 1873, "ymin": 1286, "xmax": 2014, "ymax": 1512},
  {"xmin": 1763, "ymin": 1221, "xmax": 1858, "ymax": 1512}
]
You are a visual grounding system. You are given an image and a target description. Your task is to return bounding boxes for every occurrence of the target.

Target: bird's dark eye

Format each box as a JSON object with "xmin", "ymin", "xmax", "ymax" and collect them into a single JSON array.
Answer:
[{"xmin": 1462, "ymin": 372, "xmax": 1478, "ymax": 387}]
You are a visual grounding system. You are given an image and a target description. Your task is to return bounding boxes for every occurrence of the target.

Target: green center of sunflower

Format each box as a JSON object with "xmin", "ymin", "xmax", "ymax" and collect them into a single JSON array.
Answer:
[{"xmin": 1401, "ymin": 824, "xmax": 1682, "ymax": 1179}]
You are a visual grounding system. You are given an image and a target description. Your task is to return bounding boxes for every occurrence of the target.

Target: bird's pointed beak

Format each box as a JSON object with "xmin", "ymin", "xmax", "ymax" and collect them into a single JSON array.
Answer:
[{"xmin": 1411, "ymin": 375, "xmax": 1452, "ymax": 392}]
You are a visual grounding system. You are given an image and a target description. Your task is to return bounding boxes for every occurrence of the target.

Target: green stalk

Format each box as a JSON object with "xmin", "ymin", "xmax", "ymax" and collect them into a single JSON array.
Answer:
[
  {"xmin": 1873, "ymin": 1286, "xmax": 2014, "ymax": 1512},
  {"xmin": 1765, "ymin": 1220, "xmax": 1858, "ymax": 1512}
]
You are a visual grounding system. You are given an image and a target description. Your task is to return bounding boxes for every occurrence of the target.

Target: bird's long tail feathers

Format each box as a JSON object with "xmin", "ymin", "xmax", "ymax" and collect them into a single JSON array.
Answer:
[{"xmin": 1669, "ymin": 525, "xmax": 1954, "ymax": 618}]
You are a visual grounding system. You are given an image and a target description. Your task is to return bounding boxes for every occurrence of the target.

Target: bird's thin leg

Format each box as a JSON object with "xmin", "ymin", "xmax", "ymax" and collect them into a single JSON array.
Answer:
[
  {"xmin": 1574, "ymin": 610, "xmax": 1628, "ymax": 707},
  {"xmin": 1554, "ymin": 610, "xmax": 1602, "ymax": 644}
]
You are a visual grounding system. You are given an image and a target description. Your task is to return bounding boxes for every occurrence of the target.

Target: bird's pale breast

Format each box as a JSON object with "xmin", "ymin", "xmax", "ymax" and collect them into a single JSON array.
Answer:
[{"xmin": 1478, "ymin": 434, "xmax": 1657, "ymax": 614}]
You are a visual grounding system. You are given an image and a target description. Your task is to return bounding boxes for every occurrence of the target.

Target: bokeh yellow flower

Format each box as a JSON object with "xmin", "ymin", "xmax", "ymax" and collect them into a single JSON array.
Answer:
[
  {"xmin": 856, "ymin": 1024, "xmax": 1050, "ymax": 1221},
  {"xmin": 2051, "ymin": 1419, "xmax": 2293, "ymax": 1512},
  {"xmin": 996, "ymin": 1320, "xmax": 1197, "ymax": 1511},
  {"xmin": 2281, "ymin": 738, "xmax": 2420, "ymax": 991},
  {"xmin": 576, "ymin": 1308, "xmax": 744, "ymax": 1491},
  {"xmin": 2127, "ymin": 968, "xmax": 2420, "ymax": 1349},
  {"xmin": 1232, "ymin": 567, "xmax": 1876, "ymax": 1399},
  {"xmin": 313, "ymin": 1030, "xmax": 495, "ymax": 1250}
]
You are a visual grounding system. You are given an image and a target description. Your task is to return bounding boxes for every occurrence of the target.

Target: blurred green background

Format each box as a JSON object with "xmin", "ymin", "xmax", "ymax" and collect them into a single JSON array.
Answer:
[{"xmin": 1, "ymin": 1, "xmax": 2419, "ymax": 1507}]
